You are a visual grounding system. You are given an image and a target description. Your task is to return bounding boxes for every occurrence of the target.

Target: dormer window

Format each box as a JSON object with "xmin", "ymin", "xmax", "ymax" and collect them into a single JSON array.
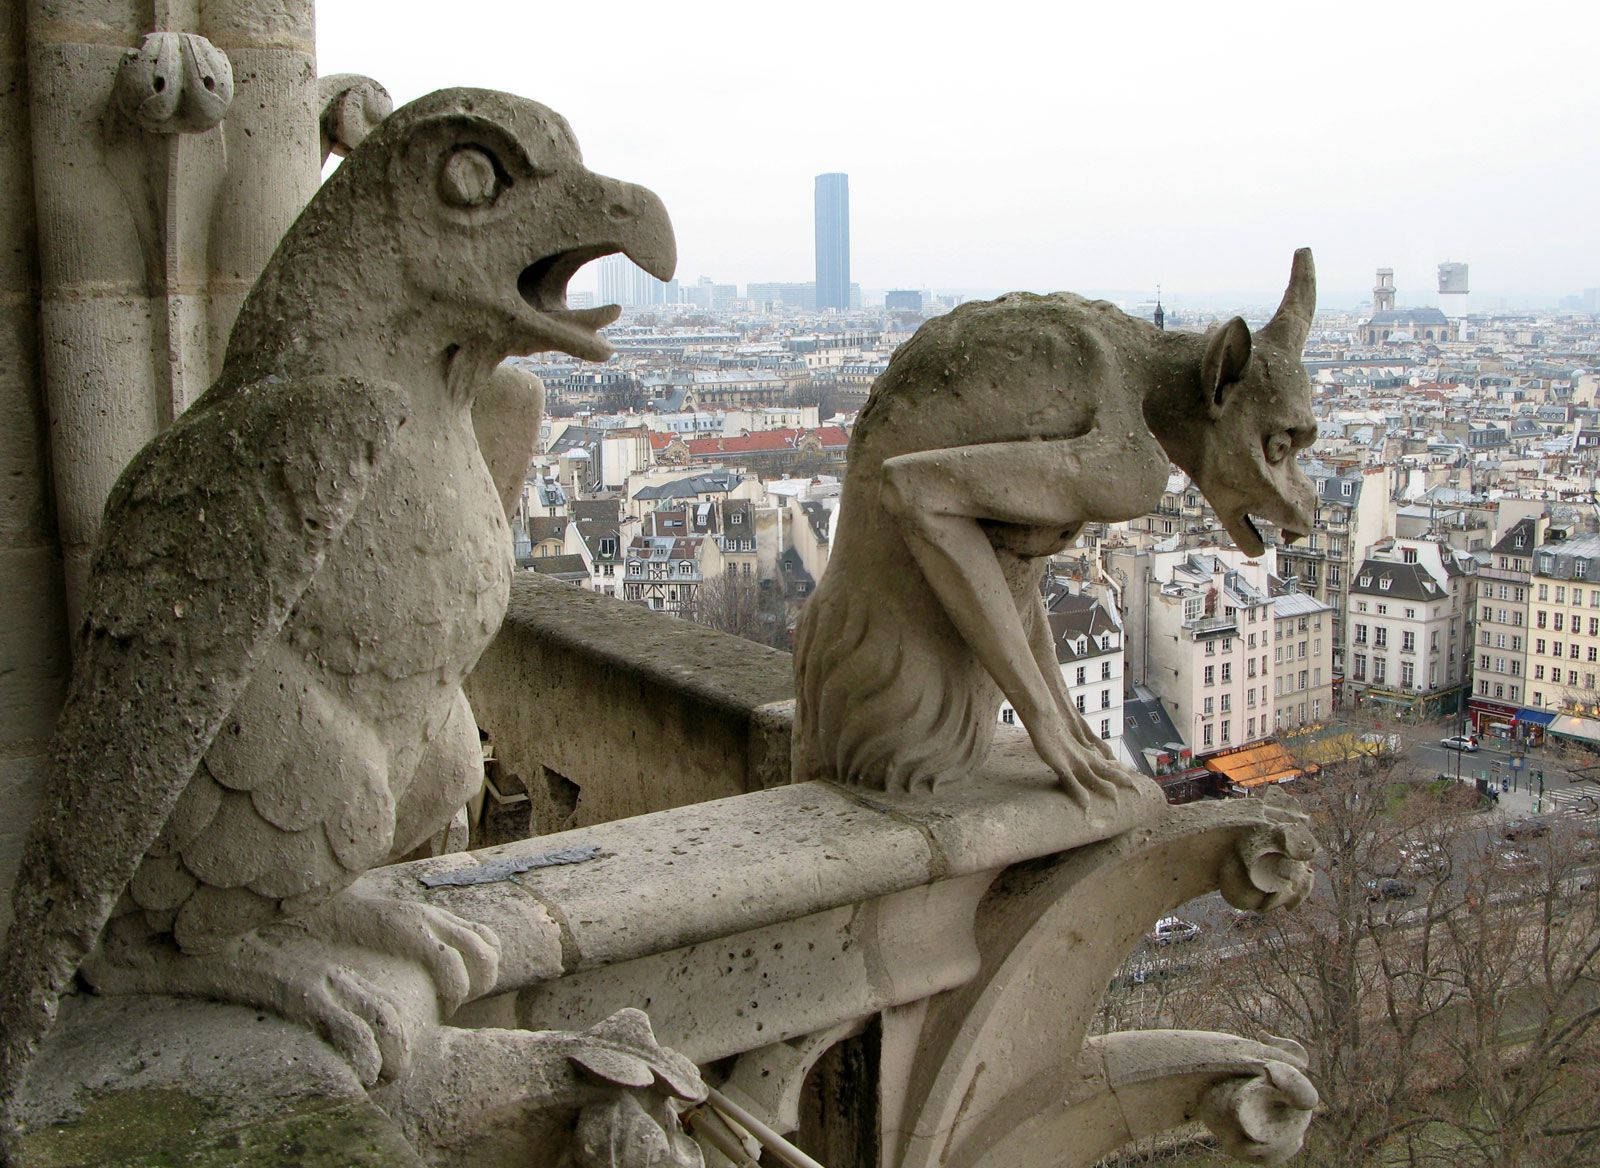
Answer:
[
  {"xmin": 1379, "ymin": 579, "xmax": 1392, "ymax": 591},
  {"xmin": 1359, "ymin": 575, "xmax": 1372, "ymax": 587}
]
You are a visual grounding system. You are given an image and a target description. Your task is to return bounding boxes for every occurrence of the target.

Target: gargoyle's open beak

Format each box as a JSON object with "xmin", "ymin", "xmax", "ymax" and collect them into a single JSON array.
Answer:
[{"xmin": 514, "ymin": 177, "xmax": 675, "ymax": 362}]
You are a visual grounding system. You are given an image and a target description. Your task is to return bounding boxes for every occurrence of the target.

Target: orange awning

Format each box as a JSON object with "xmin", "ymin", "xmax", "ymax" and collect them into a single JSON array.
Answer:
[{"xmin": 1203, "ymin": 741, "xmax": 1304, "ymax": 789}]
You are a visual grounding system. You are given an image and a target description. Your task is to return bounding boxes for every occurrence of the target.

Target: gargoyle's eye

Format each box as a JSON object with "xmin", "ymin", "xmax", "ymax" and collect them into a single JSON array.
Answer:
[
  {"xmin": 439, "ymin": 146, "xmax": 502, "ymax": 208},
  {"xmin": 1264, "ymin": 431, "xmax": 1293, "ymax": 465}
]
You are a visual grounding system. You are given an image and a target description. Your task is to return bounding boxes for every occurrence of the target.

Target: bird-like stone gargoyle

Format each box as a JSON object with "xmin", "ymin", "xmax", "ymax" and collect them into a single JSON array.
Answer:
[
  {"xmin": 0, "ymin": 89, "xmax": 675, "ymax": 1104},
  {"xmin": 793, "ymin": 251, "xmax": 1319, "ymax": 808}
]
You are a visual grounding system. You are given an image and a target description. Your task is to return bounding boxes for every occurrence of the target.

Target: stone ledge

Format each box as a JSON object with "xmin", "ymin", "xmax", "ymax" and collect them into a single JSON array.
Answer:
[
  {"xmin": 375, "ymin": 734, "xmax": 1158, "ymax": 992},
  {"xmin": 465, "ymin": 575, "xmax": 796, "ymax": 833}
]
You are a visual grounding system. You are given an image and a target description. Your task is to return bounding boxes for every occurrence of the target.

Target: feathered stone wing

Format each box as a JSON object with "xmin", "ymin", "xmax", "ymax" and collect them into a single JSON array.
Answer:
[{"xmin": 0, "ymin": 374, "xmax": 407, "ymax": 1102}]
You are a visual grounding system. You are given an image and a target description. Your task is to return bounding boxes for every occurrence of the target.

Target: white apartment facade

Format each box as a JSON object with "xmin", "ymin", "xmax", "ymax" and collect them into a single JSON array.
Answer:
[
  {"xmin": 1344, "ymin": 537, "xmax": 1472, "ymax": 719},
  {"xmin": 1270, "ymin": 590, "xmax": 1334, "ymax": 731},
  {"xmin": 999, "ymin": 591, "xmax": 1133, "ymax": 767},
  {"xmin": 1144, "ymin": 552, "xmax": 1277, "ymax": 757}
]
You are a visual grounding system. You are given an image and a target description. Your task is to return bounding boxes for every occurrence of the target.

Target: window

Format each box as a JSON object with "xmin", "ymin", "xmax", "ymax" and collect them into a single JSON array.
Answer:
[
  {"xmin": 1374, "ymin": 658, "xmax": 1387, "ymax": 684},
  {"xmin": 1002, "ymin": 708, "xmax": 1016, "ymax": 725},
  {"xmin": 1221, "ymin": 662, "xmax": 1232, "ymax": 682},
  {"xmin": 1405, "ymin": 607, "xmax": 1416, "ymax": 619},
  {"xmin": 1075, "ymin": 666, "xmax": 1086, "ymax": 686},
  {"xmin": 1205, "ymin": 639, "xmax": 1216, "ymax": 655},
  {"xmin": 1248, "ymin": 717, "xmax": 1257, "ymax": 738},
  {"xmin": 1539, "ymin": 584, "xmax": 1549, "ymax": 601},
  {"xmin": 1402, "ymin": 547, "xmax": 1418, "ymax": 564},
  {"xmin": 1493, "ymin": 681, "xmax": 1503, "ymax": 698},
  {"xmin": 1480, "ymin": 653, "xmax": 1491, "ymax": 669},
  {"xmin": 1535, "ymin": 690, "xmax": 1544, "ymax": 706},
  {"xmin": 1204, "ymin": 665, "xmax": 1215, "ymax": 685},
  {"xmin": 1101, "ymin": 660, "xmax": 1112, "ymax": 680},
  {"xmin": 1374, "ymin": 628, "xmax": 1388, "ymax": 648},
  {"xmin": 1556, "ymin": 613, "xmax": 1565, "ymax": 631},
  {"xmin": 1537, "ymin": 610, "xmax": 1548, "ymax": 629},
  {"xmin": 1101, "ymin": 688, "xmax": 1110, "ymax": 709},
  {"xmin": 1557, "ymin": 586, "xmax": 1567, "ymax": 603},
  {"xmin": 1377, "ymin": 604, "xmax": 1387, "ymax": 615},
  {"xmin": 1100, "ymin": 718, "xmax": 1111, "ymax": 739},
  {"xmin": 1204, "ymin": 723, "xmax": 1214, "ymax": 747},
  {"xmin": 1203, "ymin": 696, "xmax": 1214, "ymax": 715},
  {"xmin": 1221, "ymin": 693, "xmax": 1232, "ymax": 712},
  {"xmin": 1538, "ymin": 638, "xmax": 1547, "ymax": 654},
  {"xmin": 1074, "ymin": 694, "xmax": 1085, "ymax": 713},
  {"xmin": 1571, "ymin": 670, "xmax": 1580, "ymax": 686},
  {"xmin": 1574, "ymin": 644, "xmax": 1583, "ymax": 660},
  {"xmin": 1274, "ymin": 677, "xmax": 1283, "ymax": 696},
  {"xmin": 1379, "ymin": 579, "xmax": 1392, "ymax": 591},
  {"xmin": 1536, "ymin": 665, "xmax": 1546, "ymax": 680},
  {"xmin": 1578, "ymin": 561, "xmax": 1588, "ymax": 579},
  {"xmin": 1402, "ymin": 631, "xmax": 1415, "ymax": 653},
  {"xmin": 1353, "ymin": 654, "xmax": 1367, "ymax": 681},
  {"xmin": 1403, "ymin": 662, "xmax": 1415, "ymax": 689},
  {"xmin": 1354, "ymin": 623, "xmax": 1368, "ymax": 644},
  {"xmin": 1221, "ymin": 719, "xmax": 1231, "ymax": 743}
]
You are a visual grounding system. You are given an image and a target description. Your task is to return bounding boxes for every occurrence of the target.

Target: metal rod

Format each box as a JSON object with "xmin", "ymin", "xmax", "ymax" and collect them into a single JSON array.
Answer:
[
  {"xmin": 682, "ymin": 1105, "xmax": 761, "ymax": 1167},
  {"xmin": 705, "ymin": 1087, "xmax": 830, "ymax": 1168}
]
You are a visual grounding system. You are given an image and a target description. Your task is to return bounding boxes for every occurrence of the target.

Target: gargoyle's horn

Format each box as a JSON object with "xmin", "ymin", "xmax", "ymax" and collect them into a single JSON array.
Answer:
[{"xmin": 1260, "ymin": 247, "xmax": 1315, "ymax": 352}]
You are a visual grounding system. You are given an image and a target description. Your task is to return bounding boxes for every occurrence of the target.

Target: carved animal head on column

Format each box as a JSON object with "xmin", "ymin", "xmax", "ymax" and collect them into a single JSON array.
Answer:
[
  {"xmin": 220, "ymin": 88, "xmax": 676, "ymax": 392},
  {"xmin": 1167, "ymin": 249, "xmax": 1320, "ymax": 557}
]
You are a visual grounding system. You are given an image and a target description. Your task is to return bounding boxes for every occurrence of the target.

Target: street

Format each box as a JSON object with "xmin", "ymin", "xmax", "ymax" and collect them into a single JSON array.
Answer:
[{"xmin": 1410, "ymin": 737, "xmax": 1600, "ymax": 817}]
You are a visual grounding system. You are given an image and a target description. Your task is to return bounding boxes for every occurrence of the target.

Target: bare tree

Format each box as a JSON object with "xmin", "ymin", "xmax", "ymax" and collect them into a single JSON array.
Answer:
[{"xmin": 686, "ymin": 571, "xmax": 788, "ymax": 649}]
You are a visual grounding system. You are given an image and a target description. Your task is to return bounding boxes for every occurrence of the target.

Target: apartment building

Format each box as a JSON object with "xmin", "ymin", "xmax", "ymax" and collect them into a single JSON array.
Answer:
[
  {"xmin": 1468, "ymin": 515, "xmax": 1542, "ymax": 736},
  {"xmin": 1270, "ymin": 590, "xmax": 1334, "ymax": 731},
  {"xmin": 1144, "ymin": 553, "xmax": 1276, "ymax": 756},
  {"xmin": 1344, "ymin": 538, "xmax": 1472, "ymax": 718},
  {"xmin": 998, "ymin": 590, "xmax": 1131, "ymax": 767},
  {"xmin": 1525, "ymin": 535, "xmax": 1600, "ymax": 739}
]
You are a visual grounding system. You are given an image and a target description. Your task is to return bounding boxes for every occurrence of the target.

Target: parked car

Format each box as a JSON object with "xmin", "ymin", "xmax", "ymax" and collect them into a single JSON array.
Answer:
[
  {"xmin": 1441, "ymin": 734, "xmax": 1479, "ymax": 753},
  {"xmin": 1149, "ymin": 916, "xmax": 1200, "ymax": 945},
  {"xmin": 1502, "ymin": 817, "xmax": 1551, "ymax": 841},
  {"xmin": 1366, "ymin": 877, "xmax": 1417, "ymax": 901}
]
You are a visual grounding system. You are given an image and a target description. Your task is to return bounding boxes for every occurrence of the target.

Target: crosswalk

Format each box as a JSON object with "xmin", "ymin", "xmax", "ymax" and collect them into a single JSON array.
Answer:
[{"xmin": 1535, "ymin": 785, "xmax": 1600, "ymax": 817}]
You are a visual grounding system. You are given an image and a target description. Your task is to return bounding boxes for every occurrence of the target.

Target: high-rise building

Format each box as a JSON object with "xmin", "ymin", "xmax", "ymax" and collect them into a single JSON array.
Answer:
[
  {"xmin": 814, "ymin": 173, "xmax": 850, "ymax": 311},
  {"xmin": 597, "ymin": 253, "xmax": 669, "ymax": 308}
]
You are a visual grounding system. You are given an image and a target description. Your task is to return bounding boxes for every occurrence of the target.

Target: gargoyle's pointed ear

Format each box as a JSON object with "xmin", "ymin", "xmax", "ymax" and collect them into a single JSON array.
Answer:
[
  {"xmin": 390, "ymin": 111, "xmax": 536, "ymax": 215},
  {"xmin": 1202, "ymin": 316, "xmax": 1252, "ymax": 418}
]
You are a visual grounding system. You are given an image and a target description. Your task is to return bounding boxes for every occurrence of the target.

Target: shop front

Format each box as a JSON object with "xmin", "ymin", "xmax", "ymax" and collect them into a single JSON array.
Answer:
[
  {"xmin": 1513, "ymin": 708, "xmax": 1555, "ymax": 747},
  {"xmin": 1468, "ymin": 698, "xmax": 1520, "ymax": 740}
]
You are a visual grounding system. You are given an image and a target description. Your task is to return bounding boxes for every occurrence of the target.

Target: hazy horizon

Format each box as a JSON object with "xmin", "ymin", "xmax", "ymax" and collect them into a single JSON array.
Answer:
[{"xmin": 318, "ymin": 0, "xmax": 1597, "ymax": 305}]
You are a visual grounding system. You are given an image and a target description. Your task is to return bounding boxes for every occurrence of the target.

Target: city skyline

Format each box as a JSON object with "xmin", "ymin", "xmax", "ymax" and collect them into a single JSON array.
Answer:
[{"xmin": 317, "ymin": 0, "xmax": 1597, "ymax": 304}]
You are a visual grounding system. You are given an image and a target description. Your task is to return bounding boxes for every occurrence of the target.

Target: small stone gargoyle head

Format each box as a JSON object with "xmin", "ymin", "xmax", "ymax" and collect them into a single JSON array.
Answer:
[
  {"xmin": 1169, "ymin": 249, "xmax": 1321, "ymax": 557},
  {"xmin": 563, "ymin": 1008, "xmax": 707, "ymax": 1168}
]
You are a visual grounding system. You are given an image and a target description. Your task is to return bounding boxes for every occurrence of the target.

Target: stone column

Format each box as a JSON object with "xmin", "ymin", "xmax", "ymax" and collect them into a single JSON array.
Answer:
[
  {"xmin": 201, "ymin": 0, "xmax": 319, "ymax": 380},
  {"xmin": 27, "ymin": 0, "xmax": 160, "ymax": 618},
  {"xmin": 6, "ymin": 0, "xmax": 319, "ymax": 933},
  {"xmin": 0, "ymin": 1, "xmax": 70, "ymax": 933}
]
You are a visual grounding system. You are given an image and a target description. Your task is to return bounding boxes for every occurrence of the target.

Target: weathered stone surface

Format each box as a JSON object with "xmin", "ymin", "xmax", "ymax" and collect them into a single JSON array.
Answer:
[
  {"xmin": 466, "ymin": 574, "xmax": 795, "ymax": 835},
  {"xmin": 14, "ymin": 998, "xmax": 422, "ymax": 1167},
  {"xmin": 0, "ymin": 89, "xmax": 677, "ymax": 1120},
  {"xmin": 793, "ymin": 251, "xmax": 1320, "ymax": 807}
]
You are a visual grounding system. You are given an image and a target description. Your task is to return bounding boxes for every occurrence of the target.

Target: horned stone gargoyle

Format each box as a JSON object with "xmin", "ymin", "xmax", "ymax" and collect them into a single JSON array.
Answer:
[
  {"xmin": 793, "ymin": 251, "xmax": 1319, "ymax": 806},
  {"xmin": 0, "ymin": 88, "xmax": 678, "ymax": 1123}
]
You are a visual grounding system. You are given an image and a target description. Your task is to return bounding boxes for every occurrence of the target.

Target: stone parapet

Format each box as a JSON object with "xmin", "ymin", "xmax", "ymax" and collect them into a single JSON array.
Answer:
[{"xmin": 465, "ymin": 573, "xmax": 795, "ymax": 835}]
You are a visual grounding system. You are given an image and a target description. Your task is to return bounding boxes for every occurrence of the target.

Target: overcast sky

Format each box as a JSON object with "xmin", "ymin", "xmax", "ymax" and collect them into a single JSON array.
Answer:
[{"xmin": 318, "ymin": 0, "xmax": 1596, "ymax": 307}]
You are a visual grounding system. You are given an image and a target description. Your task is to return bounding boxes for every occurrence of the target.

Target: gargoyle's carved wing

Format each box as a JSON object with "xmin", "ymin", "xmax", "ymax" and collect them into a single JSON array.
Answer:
[{"xmin": 0, "ymin": 374, "xmax": 407, "ymax": 1101}]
